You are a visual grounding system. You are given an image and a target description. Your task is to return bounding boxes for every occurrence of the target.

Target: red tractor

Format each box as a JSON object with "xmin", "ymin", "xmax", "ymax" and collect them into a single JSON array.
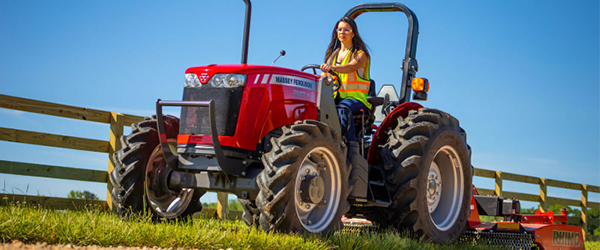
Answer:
[
  {"xmin": 110, "ymin": 1, "xmax": 584, "ymax": 247},
  {"xmin": 110, "ymin": 1, "xmax": 470, "ymax": 243}
]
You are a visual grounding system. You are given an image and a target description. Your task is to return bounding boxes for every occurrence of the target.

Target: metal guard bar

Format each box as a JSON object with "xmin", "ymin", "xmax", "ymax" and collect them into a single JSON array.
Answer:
[
  {"xmin": 344, "ymin": 3, "xmax": 419, "ymax": 103},
  {"xmin": 156, "ymin": 99, "xmax": 243, "ymax": 176}
]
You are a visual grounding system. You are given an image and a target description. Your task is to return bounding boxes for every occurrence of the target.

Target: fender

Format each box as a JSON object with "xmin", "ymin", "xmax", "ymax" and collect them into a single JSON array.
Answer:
[{"xmin": 367, "ymin": 102, "xmax": 423, "ymax": 165}]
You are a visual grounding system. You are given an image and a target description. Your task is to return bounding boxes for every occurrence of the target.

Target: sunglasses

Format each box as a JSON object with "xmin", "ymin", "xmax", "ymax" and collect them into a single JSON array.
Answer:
[{"xmin": 336, "ymin": 28, "xmax": 352, "ymax": 33}]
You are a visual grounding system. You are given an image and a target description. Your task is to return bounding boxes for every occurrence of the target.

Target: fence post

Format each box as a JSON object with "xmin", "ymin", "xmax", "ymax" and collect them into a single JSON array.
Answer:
[
  {"xmin": 217, "ymin": 192, "xmax": 228, "ymax": 220},
  {"xmin": 107, "ymin": 112, "xmax": 124, "ymax": 210},
  {"xmin": 581, "ymin": 184, "xmax": 588, "ymax": 241},
  {"xmin": 539, "ymin": 178, "xmax": 547, "ymax": 212},
  {"xmin": 494, "ymin": 171, "xmax": 502, "ymax": 197}
]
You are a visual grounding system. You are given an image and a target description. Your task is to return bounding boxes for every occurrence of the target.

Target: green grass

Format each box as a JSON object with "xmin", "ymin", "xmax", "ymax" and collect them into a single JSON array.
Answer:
[
  {"xmin": 587, "ymin": 241, "xmax": 600, "ymax": 249},
  {"xmin": 1, "ymin": 203, "xmax": 580, "ymax": 250}
]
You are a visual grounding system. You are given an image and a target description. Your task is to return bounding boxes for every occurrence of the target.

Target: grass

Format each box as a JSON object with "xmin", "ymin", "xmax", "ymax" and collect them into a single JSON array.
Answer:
[
  {"xmin": 0, "ymin": 204, "xmax": 325, "ymax": 250},
  {"xmin": 0, "ymin": 203, "xmax": 594, "ymax": 250},
  {"xmin": 588, "ymin": 242, "xmax": 600, "ymax": 250}
]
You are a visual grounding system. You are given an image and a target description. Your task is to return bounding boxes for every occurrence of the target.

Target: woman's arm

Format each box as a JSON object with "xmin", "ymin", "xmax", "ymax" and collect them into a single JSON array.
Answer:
[{"xmin": 321, "ymin": 51, "xmax": 368, "ymax": 74}]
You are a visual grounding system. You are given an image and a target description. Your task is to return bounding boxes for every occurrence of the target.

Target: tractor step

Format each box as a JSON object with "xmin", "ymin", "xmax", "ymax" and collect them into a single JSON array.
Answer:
[{"xmin": 364, "ymin": 169, "xmax": 392, "ymax": 207}]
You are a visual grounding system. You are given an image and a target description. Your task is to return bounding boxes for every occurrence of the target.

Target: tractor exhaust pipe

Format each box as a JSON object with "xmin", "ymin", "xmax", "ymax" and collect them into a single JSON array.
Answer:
[{"xmin": 241, "ymin": 0, "xmax": 251, "ymax": 64}]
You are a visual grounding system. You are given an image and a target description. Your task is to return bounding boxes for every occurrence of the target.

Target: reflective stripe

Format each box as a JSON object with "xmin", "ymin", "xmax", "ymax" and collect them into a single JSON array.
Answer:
[
  {"xmin": 338, "ymin": 88, "xmax": 369, "ymax": 93},
  {"xmin": 332, "ymin": 48, "xmax": 371, "ymax": 109},
  {"xmin": 345, "ymin": 81, "xmax": 370, "ymax": 85},
  {"xmin": 340, "ymin": 83, "xmax": 370, "ymax": 90}
]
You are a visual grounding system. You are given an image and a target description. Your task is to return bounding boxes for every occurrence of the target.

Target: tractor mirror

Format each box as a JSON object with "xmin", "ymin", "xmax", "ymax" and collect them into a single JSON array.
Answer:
[{"xmin": 374, "ymin": 85, "xmax": 400, "ymax": 123}]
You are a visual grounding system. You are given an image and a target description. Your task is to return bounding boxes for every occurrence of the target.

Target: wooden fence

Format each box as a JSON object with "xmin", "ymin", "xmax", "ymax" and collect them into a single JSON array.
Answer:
[
  {"xmin": 0, "ymin": 94, "xmax": 235, "ymax": 218},
  {"xmin": 473, "ymin": 169, "xmax": 599, "ymax": 236},
  {"xmin": 0, "ymin": 94, "xmax": 597, "ymax": 231}
]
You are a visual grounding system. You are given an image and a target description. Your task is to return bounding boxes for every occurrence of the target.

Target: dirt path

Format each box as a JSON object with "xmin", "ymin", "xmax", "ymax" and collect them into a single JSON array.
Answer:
[{"xmin": 0, "ymin": 241, "xmax": 233, "ymax": 250}]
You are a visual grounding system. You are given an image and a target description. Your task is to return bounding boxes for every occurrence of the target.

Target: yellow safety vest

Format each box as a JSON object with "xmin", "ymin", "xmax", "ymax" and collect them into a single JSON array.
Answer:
[{"xmin": 331, "ymin": 48, "xmax": 371, "ymax": 109}]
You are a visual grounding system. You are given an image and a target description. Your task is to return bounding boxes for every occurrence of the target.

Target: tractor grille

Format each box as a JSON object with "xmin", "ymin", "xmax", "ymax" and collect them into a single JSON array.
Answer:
[
  {"xmin": 460, "ymin": 230, "xmax": 538, "ymax": 249},
  {"xmin": 179, "ymin": 86, "xmax": 244, "ymax": 137}
]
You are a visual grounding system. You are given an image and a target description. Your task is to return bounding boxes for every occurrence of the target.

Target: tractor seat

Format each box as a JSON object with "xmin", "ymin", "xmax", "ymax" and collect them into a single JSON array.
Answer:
[
  {"xmin": 367, "ymin": 96, "xmax": 384, "ymax": 107},
  {"xmin": 352, "ymin": 79, "xmax": 383, "ymax": 124},
  {"xmin": 366, "ymin": 80, "xmax": 384, "ymax": 107},
  {"xmin": 350, "ymin": 79, "xmax": 383, "ymax": 140}
]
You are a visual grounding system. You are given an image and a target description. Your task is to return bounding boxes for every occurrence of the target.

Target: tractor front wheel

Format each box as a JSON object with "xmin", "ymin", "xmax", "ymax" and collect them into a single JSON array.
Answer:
[
  {"xmin": 239, "ymin": 199, "xmax": 260, "ymax": 227},
  {"xmin": 255, "ymin": 120, "xmax": 351, "ymax": 235},
  {"xmin": 109, "ymin": 116, "xmax": 205, "ymax": 220}
]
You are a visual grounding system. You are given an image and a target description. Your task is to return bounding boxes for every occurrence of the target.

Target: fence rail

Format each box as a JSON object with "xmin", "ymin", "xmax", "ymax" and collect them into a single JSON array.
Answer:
[
  {"xmin": 474, "ymin": 167, "xmax": 599, "ymax": 237},
  {"xmin": 0, "ymin": 94, "xmax": 142, "ymax": 125},
  {"xmin": 0, "ymin": 93, "xmax": 145, "ymax": 210},
  {"xmin": 474, "ymin": 169, "xmax": 600, "ymax": 206},
  {"xmin": 0, "ymin": 160, "xmax": 107, "ymax": 183},
  {"xmin": 0, "ymin": 127, "xmax": 109, "ymax": 152},
  {"xmin": 0, "ymin": 94, "xmax": 598, "ymax": 233}
]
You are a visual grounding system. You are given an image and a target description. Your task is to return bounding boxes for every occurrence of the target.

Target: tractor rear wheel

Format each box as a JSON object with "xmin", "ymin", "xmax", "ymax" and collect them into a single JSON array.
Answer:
[
  {"xmin": 255, "ymin": 120, "xmax": 351, "ymax": 235},
  {"xmin": 109, "ymin": 116, "xmax": 205, "ymax": 220},
  {"xmin": 376, "ymin": 108, "xmax": 472, "ymax": 244}
]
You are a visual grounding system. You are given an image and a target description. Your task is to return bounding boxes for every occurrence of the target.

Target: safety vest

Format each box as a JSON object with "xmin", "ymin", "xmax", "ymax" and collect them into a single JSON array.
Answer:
[{"xmin": 331, "ymin": 48, "xmax": 371, "ymax": 109}]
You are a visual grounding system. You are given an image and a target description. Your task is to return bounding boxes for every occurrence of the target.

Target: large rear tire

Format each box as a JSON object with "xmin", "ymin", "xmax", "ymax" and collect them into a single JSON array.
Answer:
[
  {"xmin": 109, "ymin": 116, "xmax": 205, "ymax": 220},
  {"xmin": 255, "ymin": 120, "xmax": 351, "ymax": 235},
  {"xmin": 375, "ymin": 108, "xmax": 472, "ymax": 244}
]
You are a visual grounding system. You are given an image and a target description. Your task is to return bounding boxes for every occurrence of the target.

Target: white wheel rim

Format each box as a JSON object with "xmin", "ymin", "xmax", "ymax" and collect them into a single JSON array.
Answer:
[
  {"xmin": 427, "ymin": 145, "xmax": 464, "ymax": 231},
  {"xmin": 294, "ymin": 146, "xmax": 341, "ymax": 233},
  {"xmin": 427, "ymin": 161, "xmax": 442, "ymax": 212},
  {"xmin": 146, "ymin": 145, "xmax": 194, "ymax": 219}
]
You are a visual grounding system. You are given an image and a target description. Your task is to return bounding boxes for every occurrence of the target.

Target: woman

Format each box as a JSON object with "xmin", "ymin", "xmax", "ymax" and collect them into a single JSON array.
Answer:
[{"xmin": 320, "ymin": 17, "xmax": 371, "ymax": 142}]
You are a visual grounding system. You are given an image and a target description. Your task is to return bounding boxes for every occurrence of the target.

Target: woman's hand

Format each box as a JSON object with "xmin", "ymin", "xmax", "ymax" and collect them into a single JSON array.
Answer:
[{"xmin": 320, "ymin": 63, "xmax": 333, "ymax": 73}]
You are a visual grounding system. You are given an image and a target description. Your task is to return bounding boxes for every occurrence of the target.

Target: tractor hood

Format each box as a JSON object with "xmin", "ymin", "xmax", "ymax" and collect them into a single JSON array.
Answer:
[{"xmin": 185, "ymin": 64, "xmax": 318, "ymax": 85}]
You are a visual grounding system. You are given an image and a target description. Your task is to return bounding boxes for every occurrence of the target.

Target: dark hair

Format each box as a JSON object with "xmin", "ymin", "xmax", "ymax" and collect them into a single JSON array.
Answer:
[{"xmin": 324, "ymin": 17, "xmax": 370, "ymax": 63}]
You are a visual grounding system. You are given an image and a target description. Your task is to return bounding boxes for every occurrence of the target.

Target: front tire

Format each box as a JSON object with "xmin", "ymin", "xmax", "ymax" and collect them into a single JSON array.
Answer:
[
  {"xmin": 376, "ymin": 108, "xmax": 472, "ymax": 244},
  {"xmin": 109, "ymin": 116, "xmax": 205, "ymax": 220},
  {"xmin": 239, "ymin": 199, "xmax": 260, "ymax": 227},
  {"xmin": 255, "ymin": 120, "xmax": 351, "ymax": 235}
]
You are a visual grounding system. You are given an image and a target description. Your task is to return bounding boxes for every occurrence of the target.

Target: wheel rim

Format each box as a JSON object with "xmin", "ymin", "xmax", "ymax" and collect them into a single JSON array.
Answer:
[
  {"xmin": 145, "ymin": 145, "xmax": 194, "ymax": 219},
  {"xmin": 427, "ymin": 161, "xmax": 442, "ymax": 212},
  {"xmin": 294, "ymin": 146, "xmax": 341, "ymax": 233},
  {"xmin": 427, "ymin": 145, "xmax": 464, "ymax": 231}
]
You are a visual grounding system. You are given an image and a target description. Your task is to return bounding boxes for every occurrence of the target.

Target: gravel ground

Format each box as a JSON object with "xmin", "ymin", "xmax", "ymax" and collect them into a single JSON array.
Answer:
[{"xmin": 0, "ymin": 241, "xmax": 234, "ymax": 250}]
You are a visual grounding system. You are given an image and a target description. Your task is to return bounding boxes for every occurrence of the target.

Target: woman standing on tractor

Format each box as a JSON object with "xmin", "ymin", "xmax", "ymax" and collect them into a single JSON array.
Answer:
[{"xmin": 320, "ymin": 17, "xmax": 371, "ymax": 142}]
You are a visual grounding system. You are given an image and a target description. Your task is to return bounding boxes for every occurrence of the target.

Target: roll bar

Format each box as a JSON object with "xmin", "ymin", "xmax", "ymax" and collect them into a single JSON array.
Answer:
[{"xmin": 344, "ymin": 3, "xmax": 419, "ymax": 103}]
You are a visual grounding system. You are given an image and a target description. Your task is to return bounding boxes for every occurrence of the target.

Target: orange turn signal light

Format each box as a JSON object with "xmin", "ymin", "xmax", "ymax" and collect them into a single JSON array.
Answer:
[{"xmin": 411, "ymin": 78, "xmax": 429, "ymax": 92}]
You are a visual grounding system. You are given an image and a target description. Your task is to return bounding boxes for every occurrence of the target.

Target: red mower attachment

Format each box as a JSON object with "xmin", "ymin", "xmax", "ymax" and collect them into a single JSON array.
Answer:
[{"xmin": 462, "ymin": 186, "xmax": 585, "ymax": 249}]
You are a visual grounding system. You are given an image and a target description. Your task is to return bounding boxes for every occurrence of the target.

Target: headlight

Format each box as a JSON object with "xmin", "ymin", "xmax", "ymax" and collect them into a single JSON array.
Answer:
[
  {"xmin": 209, "ymin": 74, "xmax": 246, "ymax": 88},
  {"xmin": 184, "ymin": 73, "xmax": 200, "ymax": 87}
]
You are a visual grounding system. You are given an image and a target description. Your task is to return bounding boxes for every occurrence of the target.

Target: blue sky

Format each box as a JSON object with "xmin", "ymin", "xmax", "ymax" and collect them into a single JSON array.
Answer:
[{"xmin": 0, "ymin": 0, "xmax": 598, "ymax": 208}]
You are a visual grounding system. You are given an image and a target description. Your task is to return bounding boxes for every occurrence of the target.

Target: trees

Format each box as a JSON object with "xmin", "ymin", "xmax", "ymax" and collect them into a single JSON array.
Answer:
[
  {"xmin": 68, "ymin": 190, "xmax": 99, "ymax": 200},
  {"xmin": 201, "ymin": 200, "xmax": 242, "ymax": 210},
  {"xmin": 548, "ymin": 204, "xmax": 581, "ymax": 217}
]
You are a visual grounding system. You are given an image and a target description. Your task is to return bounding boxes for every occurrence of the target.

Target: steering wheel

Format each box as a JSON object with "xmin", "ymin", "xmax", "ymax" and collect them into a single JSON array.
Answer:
[{"xmin": 301, "ymin": 64, "xmax": 341, "ymax": 92}]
